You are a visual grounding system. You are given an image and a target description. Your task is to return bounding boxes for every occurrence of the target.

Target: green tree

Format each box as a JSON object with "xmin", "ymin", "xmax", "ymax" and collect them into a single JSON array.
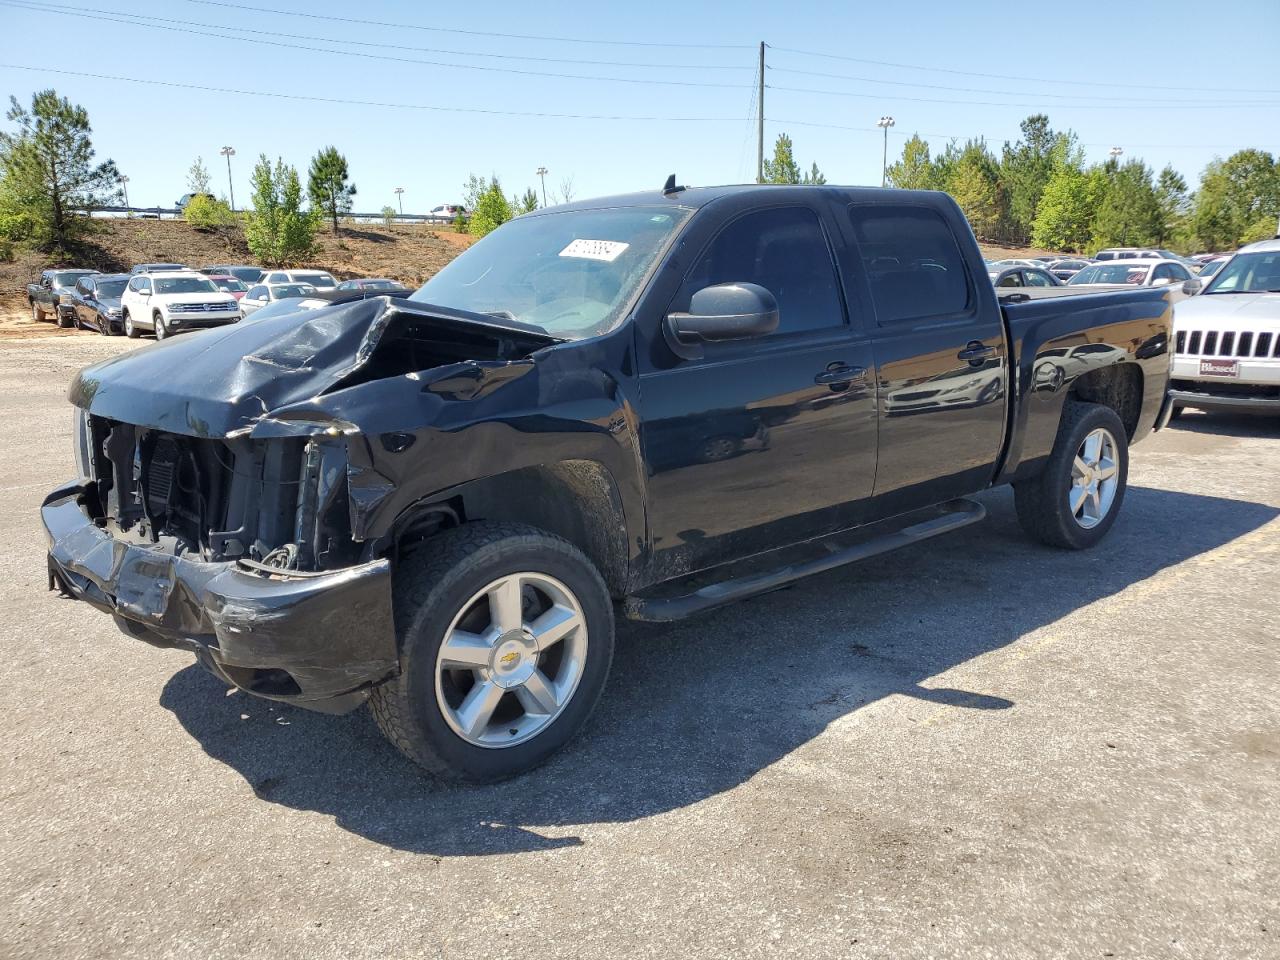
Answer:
[
  {"xmin": 1154, "ymin": 165, "xmax": 1188, "ymax": 246},
  {"xmin": 187, "ymin": 156, "xmax": 211, "ymax": 195},
  {"xmin": 0, "ymin": 89, "xmax": 119, "ymax": 251},
  {"xmin": 1090, "ymin": 160, "xmax": 1163, "ymax": 249},
  {"xmin": 1188, "ymin": 150, "xmax": 1279, "ymax": 250},
  {"xmin": 1000, "ymin": 115, "xmax": 1074, "ymax": 242},
  {"xmin": 245, "ymin": 154, "xmax": 317, "ymax": 266},
  {"xmin": 945, "ymin": 140, "xmax": 1004, "ymax": 240},
  {"xmin": 380, "ymin": 205, "xmax": 396, "ymax": 227},
  {"xmin": 513, "ymin": 187, "xmax": 539, "ymax": 215},
  {"xmin": 469, "ymin": 178, "xmax": 512, "ymax": 237},
  {"xmin": 307, "ymin": 146, "xmax": 356, "ymax": 235},
  {"xmin": 1032, "ymin": 162, "xmax": 1106, "ymax": 252},
  {"xmin": 762, "ymin": 133, "xmax": 802, "ymax": 184},
  {"xmin": 886, "ymin": 134, "xmax": 935, "ymax": 190},
  {"xmin": 802, "ymin": 162, "xmax": 826, "ymax": 185},
  {"xmin": 183, "ymin": 194, "xmax": 235, "ymax": 229}
]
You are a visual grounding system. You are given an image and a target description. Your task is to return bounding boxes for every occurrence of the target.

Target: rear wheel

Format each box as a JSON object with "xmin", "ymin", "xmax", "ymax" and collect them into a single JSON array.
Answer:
[
  {"xmin": 1014, "ymin": 400, "xmax": 1129, "ymax": 549},
  {"xmin": 31, "ymin": 301, "xmax": 45, "ymax": 322},
  {"xmin": 370, "ymin": 521, "xmax": 614, "ymax": 782}
]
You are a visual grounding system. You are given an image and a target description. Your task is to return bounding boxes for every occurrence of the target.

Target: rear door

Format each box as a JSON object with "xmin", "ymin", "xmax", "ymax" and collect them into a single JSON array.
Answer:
[
  {"xmin": 637, "ymin": 200, "xmax": 878, "ymax": 574},
  {"xmin": 841, "ymin": 202, "xmax": 1008, "ymax": 515}
]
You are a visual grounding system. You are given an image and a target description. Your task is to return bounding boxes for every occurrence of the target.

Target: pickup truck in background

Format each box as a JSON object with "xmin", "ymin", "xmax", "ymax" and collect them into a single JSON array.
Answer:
[
  {"xmin": 44, "ymin": 183, "xmax": 1175, "ymax": 782},
  {"xmin": 1169, "ymin": 238, "xmax": 1280, "ymax": 416},
  {"xmin": 27, "ymin": 268, "xmax": 99, "ymax": 327}
]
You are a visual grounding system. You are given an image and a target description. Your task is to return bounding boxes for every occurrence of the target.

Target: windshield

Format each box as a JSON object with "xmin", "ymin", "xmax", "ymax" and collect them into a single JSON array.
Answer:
[
  {"xmin": 96, "ymin": 280, "xmax": 127, "ymax": 298},
  {"xmin": 410, "ymin": 204, "xmax": 691, "ymax": 338},
  {"xmin": 1198, "ymin": 260, "xmax": 1226, "ymax": 277},
  {"xmin": 155, "ymin": 277, "xmax": 217, "ymax": 294},
  {"xmin": 1068, "ymin": 264, "xmax": 1150, "ymax": 285},
  {"xmin": 1203, "ymin": 252, "xmax": 1280, "ymax": 294},
  {"xmin": 211, "ymin": 277, "xmax": 248, "ymax": 292},
  {"xmin": 271, "ymin": 283, "xmax": 317, "ymax": 298},
  {"xmin": 52, "ymin": 271, "xmax": 93, "ymax": 288}
]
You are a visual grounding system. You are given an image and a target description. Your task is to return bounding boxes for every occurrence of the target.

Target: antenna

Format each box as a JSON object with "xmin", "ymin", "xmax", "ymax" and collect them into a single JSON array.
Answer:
[{"xmin": 663, "ymin": 174, "xmax": 685, "ymax": 196}]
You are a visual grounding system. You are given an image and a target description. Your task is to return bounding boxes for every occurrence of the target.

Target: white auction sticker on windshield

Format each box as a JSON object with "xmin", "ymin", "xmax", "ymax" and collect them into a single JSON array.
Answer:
[{"xmin": 559, "ymin": 239, "xmax": 629, "ymax": 262}]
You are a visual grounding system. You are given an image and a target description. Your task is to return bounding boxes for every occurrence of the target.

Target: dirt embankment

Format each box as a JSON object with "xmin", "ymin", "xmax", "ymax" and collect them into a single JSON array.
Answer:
[{"xmin": 1, "ymin": 218, "xmax": 475, "ymax": 334}]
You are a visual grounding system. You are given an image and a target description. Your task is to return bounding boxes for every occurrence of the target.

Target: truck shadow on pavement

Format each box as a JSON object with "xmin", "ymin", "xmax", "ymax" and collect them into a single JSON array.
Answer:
[{"xmin": 159, "ymin": 484, "xmax": 1277, "ymax": 856}]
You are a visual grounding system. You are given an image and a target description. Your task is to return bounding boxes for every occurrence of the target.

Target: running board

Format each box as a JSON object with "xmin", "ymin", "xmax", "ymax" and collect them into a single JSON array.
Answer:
[{"xmin": 624, "ymin": 498, "xmax": 986, "ymax": 623}]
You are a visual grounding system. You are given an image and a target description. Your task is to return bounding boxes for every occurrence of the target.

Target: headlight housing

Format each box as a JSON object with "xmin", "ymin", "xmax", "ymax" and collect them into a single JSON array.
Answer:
[{"xmin": 72, "ymin": 407, "xmax": 93, "ymax": 479}]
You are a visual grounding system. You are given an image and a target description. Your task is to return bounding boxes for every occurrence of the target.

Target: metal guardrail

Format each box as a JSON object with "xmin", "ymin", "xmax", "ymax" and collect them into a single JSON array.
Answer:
[{"xmin": 85, "ymin": 205, "xmax": 462, "ymax": 224}]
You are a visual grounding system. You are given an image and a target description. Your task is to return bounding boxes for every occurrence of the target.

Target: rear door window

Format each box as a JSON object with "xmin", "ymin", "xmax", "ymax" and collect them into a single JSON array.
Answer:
[{"xmin": 846, "ymin": 205, "xmax": 971, "ymax": 324}]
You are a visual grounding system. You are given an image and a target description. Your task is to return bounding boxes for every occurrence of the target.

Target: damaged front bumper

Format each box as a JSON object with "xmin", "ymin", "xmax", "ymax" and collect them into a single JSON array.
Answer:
[{"xmin": 43, "ymin": 481, "xmax": 399, "ymax": 714}]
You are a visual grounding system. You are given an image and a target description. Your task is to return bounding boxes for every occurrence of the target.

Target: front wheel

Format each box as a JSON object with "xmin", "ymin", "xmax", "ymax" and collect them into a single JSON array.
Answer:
[
  {"xmin": 153, "ymin": 312, "xmax": 167, "ymax": 340},
  {"xmin": 123, "ymin": 310, "xmax": 139, "ymax": 338},
  {"xmin": 56, "ymin": 306, "xmax": 73, "ymax": 328},
  {"xmin": 1014, "ymin": 400, "xmax": 1129, "ymax": 549},
  {"xmin": 370, "ymin": 522, "xmax": 614, "ymax": 783}
]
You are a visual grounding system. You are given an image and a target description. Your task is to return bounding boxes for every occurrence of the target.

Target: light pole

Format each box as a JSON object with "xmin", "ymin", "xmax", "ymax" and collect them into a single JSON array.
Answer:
[
  {"xmin": 394, "ymin": 186, "xmax": 404, "ymax": 215},
  {"xmin": 1109, "ymin": 146, "xmax": 1124, "ymax": 167},
  {"xmin": 877, "ymin": 116, "xmax": 895, "ymax": 188},
  {"xmin": 119, "ymin": 175, "xmax": 130, "ymax": 217},
  {"xmin": 535, "ymin": 167, "xmax": 549, "ymax": 207},
  {"xmin": 219, "ymin": 146, "xmax": 236, "ymax": 211}
]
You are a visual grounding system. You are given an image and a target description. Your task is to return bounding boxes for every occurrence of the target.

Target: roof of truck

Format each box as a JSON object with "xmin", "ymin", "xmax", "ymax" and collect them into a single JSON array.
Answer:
[{"xmin": 543, "ymin": 183, "xmax": 947, "ymax": 215}]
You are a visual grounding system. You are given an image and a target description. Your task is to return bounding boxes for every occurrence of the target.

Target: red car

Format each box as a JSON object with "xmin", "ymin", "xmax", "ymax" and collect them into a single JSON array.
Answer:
[{"xmin": 206, "ymin": 274, "xmax": 249, "ymax": 301}]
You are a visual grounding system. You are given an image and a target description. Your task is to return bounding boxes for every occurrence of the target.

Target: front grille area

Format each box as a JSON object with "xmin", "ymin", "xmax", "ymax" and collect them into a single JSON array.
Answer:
[
  {"xmin": 1176, "ymin": 329, "xmax": 1280, "ymax": 358},
  {"xmin": 168, "ymin": 301, "xmax": 238, "ymax": 313}
]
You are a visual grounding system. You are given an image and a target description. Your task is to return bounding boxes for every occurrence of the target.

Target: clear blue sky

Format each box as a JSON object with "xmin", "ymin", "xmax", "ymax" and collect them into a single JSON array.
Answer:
[{"xmin": 1, "ymin": 0, "xmax": 1277, "ymax": 210}]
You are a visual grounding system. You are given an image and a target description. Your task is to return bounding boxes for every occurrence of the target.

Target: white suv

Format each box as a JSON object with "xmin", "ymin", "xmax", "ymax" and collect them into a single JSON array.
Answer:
[
  {"xmin": 120, "ymin": 271, "xmax": 241, "ymax": 340},
  {"xmin": 259, "ymin": 269, "xmax": 337, "ymax": 290},
  {"xmin": 1170, "ymin": 239, "xmax": 1280, "ymax": 416}
]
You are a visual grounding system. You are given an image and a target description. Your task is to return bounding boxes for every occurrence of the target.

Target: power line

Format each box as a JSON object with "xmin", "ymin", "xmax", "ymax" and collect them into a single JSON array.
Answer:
[
  {"xmin": 766, "ymin": 83, "xmax": 1279, "ymax": 110},
  {"xmin": 0, "ymin": 2, "xmax": 752, "ymax": 88},
  {"xmin": 184, "ymin": 0, "xmax": 751, "ymax": 49},
  {"xmin": 0, "ymin": 63, "xmax": 750, "ymax": 121},
  {"xmin": 767, "ymin": 64, "xmax": 1280, "ymax": 105},
  {"xmin": 10, "ymin": 0, "xmax": 744, "ymax": 69},
  {"xmin": 767, "ymin": 44, "xmax": 1280, "ymax": 96}
]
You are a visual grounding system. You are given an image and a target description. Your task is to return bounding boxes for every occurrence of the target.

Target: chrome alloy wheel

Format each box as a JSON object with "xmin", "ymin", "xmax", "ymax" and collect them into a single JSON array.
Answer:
[
  {"xmin": 435, "ymin": 572, "xmax": 588, "ymax": 749},
  {"xmin": 1069, "ymin": 427, "xmax": 1119, "ymax": 529}
]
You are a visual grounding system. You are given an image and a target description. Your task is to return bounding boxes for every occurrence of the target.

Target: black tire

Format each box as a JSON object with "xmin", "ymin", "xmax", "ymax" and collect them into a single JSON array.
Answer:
[
  {"xmin": 123, "ymin": 310, "xmax": 139, "ymax": 339},
  {"xmin": 153, "ymin": 311, "xmax": 167, "ymax": 340},
  {"xmin": 31, "ymin": 300, "xmax": 45, "ymax": 322},
  {"xmin": 369, "ymin": 521, "xmax": 615, "ymax": 783},
  {"xmin": 56, "ymin": 306, "xmax": 73, "ymax": 328},
  {"xmin": 99, "ymin": 313, "xmax": 112, "ymax": 336},
  {"xmin": 1014, "ymin": 400, "xmax": 1129, "ymax": 550}
]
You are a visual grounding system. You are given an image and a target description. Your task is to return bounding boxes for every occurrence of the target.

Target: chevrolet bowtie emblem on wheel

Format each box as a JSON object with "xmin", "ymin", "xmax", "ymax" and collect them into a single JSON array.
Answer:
[{"xmin": 499, "ymin": 651, "xmax": 520, "ymax": 666}]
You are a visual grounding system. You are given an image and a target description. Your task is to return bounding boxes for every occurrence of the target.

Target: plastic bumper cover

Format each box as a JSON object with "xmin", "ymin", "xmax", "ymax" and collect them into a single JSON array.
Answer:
[{"xmin": 42, "ymin": 482, "xmax": 398, "ymax": 713}]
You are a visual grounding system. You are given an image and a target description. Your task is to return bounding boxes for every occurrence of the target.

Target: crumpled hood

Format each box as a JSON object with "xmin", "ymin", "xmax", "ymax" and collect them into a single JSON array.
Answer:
[
  {"xmin": 69, "ymin": 296, "xmax": 557, "ymax": 438},
  {"xmin": 1174, "ymin": 292, "xmax": 1280, "ymax": 332}
]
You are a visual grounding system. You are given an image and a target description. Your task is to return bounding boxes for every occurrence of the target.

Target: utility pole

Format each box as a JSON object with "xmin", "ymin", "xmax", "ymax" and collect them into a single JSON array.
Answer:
[
  {"xmin": 877, "ymin": 116, "xmax": 895, "ymax": 187},
  {"xmin": 119, "ymin": 176, "xmax": 130, "ymax": 217},
  {"xmin": 756, "ymin": 42, "xmax": 765, "ymax": 183},
  {"xmin": 394, "ymin": 186, "xmax": 404, "ymax": 215},
  {"xmin": 536, "ymin": 166, "xmax": 549, "ymax": 206},
  {"xmin": 219, "ymin": 146, "xmax": 235, "ymax": 211}
]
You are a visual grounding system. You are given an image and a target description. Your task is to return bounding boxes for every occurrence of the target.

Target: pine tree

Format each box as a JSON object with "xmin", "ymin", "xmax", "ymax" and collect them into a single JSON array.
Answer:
[
  {"xmin": 762, "ymin": 133, "xmax": 802, "ymax": 184},
  {"xmin": 886, "ymin": 135, "xmax": 935, "ymax": 190},
  {"xmin": 307, "ymin": 146, "xmax": 356, "ymax": 235}
]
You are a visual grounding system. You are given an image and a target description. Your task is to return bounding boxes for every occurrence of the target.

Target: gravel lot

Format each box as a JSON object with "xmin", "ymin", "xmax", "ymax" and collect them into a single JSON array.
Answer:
[{"xmin": 2, "ymin": 335, "xmax": 1277, "ymax": 960}]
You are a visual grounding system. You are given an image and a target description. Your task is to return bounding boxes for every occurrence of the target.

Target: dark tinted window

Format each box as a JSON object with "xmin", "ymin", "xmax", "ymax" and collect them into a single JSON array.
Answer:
[
  {"xmin": 996, "ymin": 272, "xmax": 1022, "ymax": 287},
  {"xmin": 1024, "ymin": 270, "xmax": 1053, "ymax": 287},
  {"xmin": 847, "ymin": 205, "xmax": 971, "ymax": 323},
  {"xmin": 683, "ymin": 206, "xmax": 843, "ymax": 335}
]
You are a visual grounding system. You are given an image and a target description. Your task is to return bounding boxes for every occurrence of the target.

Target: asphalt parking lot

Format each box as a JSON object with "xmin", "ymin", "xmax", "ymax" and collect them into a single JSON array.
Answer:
[{"xmin": 1, "ymin": 335, "xmax": 1277, "ymax": 960}]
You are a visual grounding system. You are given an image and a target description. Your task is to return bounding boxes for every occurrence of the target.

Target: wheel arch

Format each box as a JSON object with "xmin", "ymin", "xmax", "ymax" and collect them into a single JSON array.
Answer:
[
  {"xmin": 1071, "ymin": 362, "xmax": 1144, "ymax": 440},
  {"xmin": 388, "ymin": 460, "xmax": 633, "ymax": 598}
]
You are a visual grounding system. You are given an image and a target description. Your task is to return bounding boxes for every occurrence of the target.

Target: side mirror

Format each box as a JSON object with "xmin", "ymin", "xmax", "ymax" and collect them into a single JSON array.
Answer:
[
  {"xmin": 1181, "ymin": 278, "xmax": 1203, "ymax": 296},
  {"xmin": 663, "ymin": 282, "xmax": 780, "ymax": 359}
]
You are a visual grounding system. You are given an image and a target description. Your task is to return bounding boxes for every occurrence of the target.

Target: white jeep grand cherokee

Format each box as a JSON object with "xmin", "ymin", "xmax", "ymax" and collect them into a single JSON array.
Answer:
[
  {"xmin": 1171, "ymin": 239, "xmax": 1280, "ymax": 416},
  {"xmin": 120, "ymin": 271, "xmax": 241, "ymax": 340}
]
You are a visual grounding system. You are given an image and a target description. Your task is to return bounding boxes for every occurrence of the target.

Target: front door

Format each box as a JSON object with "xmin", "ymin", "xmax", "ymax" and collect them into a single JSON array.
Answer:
[
  {"xmin": 638, "ymin": 203, "xmax": 878, "ymax": 577},
  {"xmin": 841, "ymin": 202, "xmax": 1008, "ymax": 516}
]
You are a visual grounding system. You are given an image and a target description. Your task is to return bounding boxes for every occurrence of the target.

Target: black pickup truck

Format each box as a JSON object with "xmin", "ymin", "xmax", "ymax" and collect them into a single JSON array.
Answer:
[{"xmin": 44, "ymin": 184, "xmax": 1174, "ymax": 782}]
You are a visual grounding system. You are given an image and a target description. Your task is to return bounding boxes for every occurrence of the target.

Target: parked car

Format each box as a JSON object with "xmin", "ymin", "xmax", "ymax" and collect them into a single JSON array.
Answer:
[
  {"xmin": 239, "ymin": 282, "xmax": 319, "ymax": 315},
  {"xmin": 429, "ymin": 204, "xmax": 466, "ymax": 220},
  {"xmin": 1094, "ymin": 247, "xmax": 1197, "ymax": 268},
  {"xmin": 987, "ymin": 258, "xmax": 1043, "ymax": 270},
  {"xmin": 336, "ymin": 278, "xmax": 406, "ymax": 292},
  {"xmin": 130, "ymin": 263, "xmax": 187, "ymax": 275},
  {"xmin": 1046, "ymin": 258, "xmax": 1093, "ymax": 281},
  {"xmin": 989, "ymin": 264, "xmax": 1063, "ymax": 289},
  {"xmin": 1197, "ymin": 256, "xmax": 1231, "ymax": 278},
  {"xmin": 69, "ymin": 273, "xmax": 130, "ymax": 335},
  {"xmin": 27, "ymin": 269, "xmax": 99, "ymax": 327},
  {"xmin": 260, "ymin": 269, "xmax": 337, "ymax": 290},
  {"xmin": 120, "ymin": 271, "xmax": 241, "ymax": 339},
  {"xmin": 237, "ymin": 296, "xmax": 330, "ymax": 322},
  {"xmin": 1168, "ymin": 240, "xmax": 1280, "ymax": 417},
  {"xmin": 44, "ymin": 184, "xmax": 1175, "ymax": 782},
  {"xmin": 202, "ymin": 264, "xmax": 264, "ymax": 285},
  {"xmin": 206, "ymin": 274, "xmax": 250, "ymax": 300},
  {"xmin": 1066, "ymin": 259, "xmax": 1201, "ymax": 301}
]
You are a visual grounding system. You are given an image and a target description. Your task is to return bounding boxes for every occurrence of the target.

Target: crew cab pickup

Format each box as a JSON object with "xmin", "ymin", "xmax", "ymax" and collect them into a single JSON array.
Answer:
[
  {"xmin": 27, "ymin": 269, "xmax": 99, "ymax": 327},
  {"xmin": 1169, "ymin": 239, "xmax": 1280, "ymax": 415},
  {"xmin": 43, "ymin": 184, "xmax": 1175, "ymax": 782}
]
